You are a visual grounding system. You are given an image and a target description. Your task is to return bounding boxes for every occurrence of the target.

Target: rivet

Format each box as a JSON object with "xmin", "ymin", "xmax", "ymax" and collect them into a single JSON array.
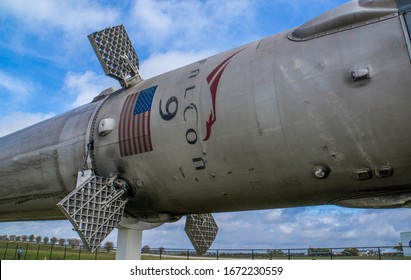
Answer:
[
  {"xmin": 136, "ymin": 179, "xmax": 144, "ymax": 187},
  {"xmin": 313, "ymin": 166, "xmax": 329, "ymax": 179}
]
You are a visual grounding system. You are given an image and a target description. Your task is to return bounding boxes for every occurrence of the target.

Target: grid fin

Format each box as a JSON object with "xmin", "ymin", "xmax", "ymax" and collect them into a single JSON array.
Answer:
[
  {"xmin": 88, "ymin": 25, "xmax": 141, "ymax": 87},
  {"xmin": 57, "ymin": 175, "xmax": 128, "ymax": 252},
  {"xmin": 185, "ymin": 214, "xmax": 218, "ymax": 255}
]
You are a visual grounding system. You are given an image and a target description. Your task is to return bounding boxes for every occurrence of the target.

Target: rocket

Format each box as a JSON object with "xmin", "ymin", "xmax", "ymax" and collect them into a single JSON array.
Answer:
[{"xmin": 1, "ymin": 0, "xmax": 411, "ymax": 259}]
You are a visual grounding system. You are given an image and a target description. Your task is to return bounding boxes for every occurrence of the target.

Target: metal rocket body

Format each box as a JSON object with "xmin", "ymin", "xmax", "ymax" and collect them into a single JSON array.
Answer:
[{"xmin": 1, "ymin": 0, "xmax": 411, "ymax": 253}]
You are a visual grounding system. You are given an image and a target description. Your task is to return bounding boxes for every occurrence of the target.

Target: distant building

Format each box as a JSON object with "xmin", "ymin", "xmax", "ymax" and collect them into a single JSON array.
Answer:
[{"xmin": 400, "ymin": 232, "xmax": 411, "ymax": 257}]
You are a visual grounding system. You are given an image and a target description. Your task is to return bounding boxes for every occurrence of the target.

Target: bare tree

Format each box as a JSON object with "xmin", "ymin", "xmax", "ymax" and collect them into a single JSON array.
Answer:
[
  {"xmin": 104, "ymin": 241, "xmax": 114, "ymax": 253},
  {"xmin": 58, "ymin": 238, "xmax": 66, "ymax": 246},
  {"xmin": 9, "ymin": 235, "xmax": 16, "ymax": 241},
  {"xmin": 28, "ymin": 234, "xmax": 35, "ymax": 243},
  {"xmin": 22, "ymin": 235, "xmax": 28, "ymax": 242},
  {"xmin": 50, "ymin": 237, "xmax": 58, "ymax": 245},
  {"xmin": 67, "ymin": 238, "xmax": 74, "ymax": 248},
  {"xmin": 43, "ymin": 236, "xmax": 49, "ymax": 244},
  {"xmin": 142, "ymin": 245, "xmax": 150, "ymax": 254},
  {"xmin": 67, "ymin": 238, "xmax": 81, "ymax": 248},
  {"xmin": 36, "ymin": 236, "xmax": 42, "ymax": 243}
]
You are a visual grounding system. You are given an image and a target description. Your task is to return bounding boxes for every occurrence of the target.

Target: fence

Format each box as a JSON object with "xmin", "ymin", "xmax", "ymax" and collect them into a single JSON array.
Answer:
[
  {"xmin": 144, "ymin": 246, "xmax": 411, "ymax": 260},
  {"xmin": 0, "ymin": 241, "xmax": 115, "ymax": 260},
  {"xmin": 1, "ymin": 241, "xmax": 410, "ymax": 260}
]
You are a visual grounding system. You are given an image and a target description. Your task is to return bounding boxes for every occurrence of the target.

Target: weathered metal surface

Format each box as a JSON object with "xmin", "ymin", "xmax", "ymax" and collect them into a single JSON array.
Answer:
[
  {"xmin": 289, "ymin": 0, "xmax": 398, "ymax": 41},
  {"xmin": 0, "ymin": 102, "xmax": 101, "ymax": 220},
  {"xmin": 0, "ymin": 0, "xmax": 410, "ymax": 224}
]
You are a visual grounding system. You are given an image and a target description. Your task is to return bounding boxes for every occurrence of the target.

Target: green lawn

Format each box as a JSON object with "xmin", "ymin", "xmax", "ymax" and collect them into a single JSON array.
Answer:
[{"xmin": 0, "ymin": 241, "xmax": 115, "ymax": 260}]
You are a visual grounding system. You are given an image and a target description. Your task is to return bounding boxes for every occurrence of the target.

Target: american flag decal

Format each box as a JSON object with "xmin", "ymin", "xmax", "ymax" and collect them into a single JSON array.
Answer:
[{"xmin": 119, "ymin": 85, "xmax": 158, "ymax": 157}]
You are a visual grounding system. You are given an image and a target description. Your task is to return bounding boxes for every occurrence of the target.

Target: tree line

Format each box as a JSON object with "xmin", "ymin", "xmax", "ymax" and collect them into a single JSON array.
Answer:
[
  {"xmin": 0, "ymin": 234, "xmax": 114, "ymax": 252},
  {"xmin": 1, "ymin": 234, "xmax": 80, "ymax": 247}
]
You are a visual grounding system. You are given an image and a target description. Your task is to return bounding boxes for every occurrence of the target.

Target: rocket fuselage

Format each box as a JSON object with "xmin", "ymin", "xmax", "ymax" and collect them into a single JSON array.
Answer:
[{"xmin": 1, "ymin": 0, "xmax": 411, "ymax": 221}]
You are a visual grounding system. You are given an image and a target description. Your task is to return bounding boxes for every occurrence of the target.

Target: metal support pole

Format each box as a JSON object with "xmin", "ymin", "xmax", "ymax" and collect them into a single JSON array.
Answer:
[
  {"xmin": 63, "ymin": 246, "xmax": 67, "ymax": 260},
  {"xmin": 217, "ymin": 249, "xmax": 219, "ymax": 260},
  {"xmin": 36, "ymin": 244, "xmax": 40, "ymax": 260},
  {"xmin": 13, "ymin": 243, "xmax": 18, "ymax": 260},
  {"xmin": 116, "ymin": 217, "xmax": 163, "ymax": 260},
  {"xmin": 116, "ymin": 228, "xmax": 143, "ymax": 260},
  {"xmin": 24, "ymin": 243, "xmax": 29, "ymax": 260},
  {"xmin": 378, "ymin": 247, "xmax": 381, "ymax": 260},
  {"xmin": 3, "ymin": 242, "xmax": 8, "ymax": 260},
  {"xmin": 49, "ymin": 244, "xmax": 54, "ymax": 260},
  {"xmin": 187, "ymin": 249, "xmax": 189, "ymax": 260},
  {"xmin": 252, "ymin": 249, "xmax": 254, "ymax": 260},
  {"xmin": 330, "ymin": 248, "xmax": 333, "ymax": 260},
  {"xmin": 288, "ymin": 249, "xmax": 291, "ymax": 260},
  {"xmin": 78, "ymin": 246, "xmax": 82, "ymax": 260}
]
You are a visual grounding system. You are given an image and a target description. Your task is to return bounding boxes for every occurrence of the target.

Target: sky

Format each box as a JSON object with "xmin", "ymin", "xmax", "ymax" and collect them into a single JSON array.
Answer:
[{"xmin": 0, "ymin": 0, "xmax": 410, "ymax": 251}]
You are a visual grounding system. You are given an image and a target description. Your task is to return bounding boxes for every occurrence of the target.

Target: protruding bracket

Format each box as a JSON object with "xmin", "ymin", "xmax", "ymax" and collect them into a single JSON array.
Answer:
[
  {"xmin": 88, "ymin": 25, "xmax": 142, "ymax": 88},
  {"xmin": 352, "ymin": 168, "xmax": 372, "ymax": 180},
  {"xmin": 351, "ymin": 67, "xmax": 370, "ymax": 82},
  {"xmin": 375, "ymin": 165, "xmax": 394, "ymax": 178}
]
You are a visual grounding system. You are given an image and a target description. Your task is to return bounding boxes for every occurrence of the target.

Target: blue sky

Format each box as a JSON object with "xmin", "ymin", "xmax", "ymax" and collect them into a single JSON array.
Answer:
[{"xmin": 0, "ymin": 0, "xmax": 410, "ymax": 250}]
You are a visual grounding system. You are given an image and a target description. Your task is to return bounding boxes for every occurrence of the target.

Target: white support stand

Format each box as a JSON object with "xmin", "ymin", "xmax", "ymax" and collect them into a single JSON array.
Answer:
[
  {"xmin": 115, "ymin": 217, "xmax": 163, "ymax": 260},
  {"xmin": 116, "ymin": 228, "xmax": 143, "ymax": 260}
]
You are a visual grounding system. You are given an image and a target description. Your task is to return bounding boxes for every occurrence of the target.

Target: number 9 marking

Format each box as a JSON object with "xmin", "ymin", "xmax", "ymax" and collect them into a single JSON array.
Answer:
[{"xmin": 159, "ymin": 96, "xmax": 178, "ymax": 121}]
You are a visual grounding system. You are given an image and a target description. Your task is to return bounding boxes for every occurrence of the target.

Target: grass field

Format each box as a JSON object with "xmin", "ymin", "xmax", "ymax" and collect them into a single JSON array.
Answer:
[{"xmin": 0, "ymin": 241, "xmax": 115, "ymax": 260}]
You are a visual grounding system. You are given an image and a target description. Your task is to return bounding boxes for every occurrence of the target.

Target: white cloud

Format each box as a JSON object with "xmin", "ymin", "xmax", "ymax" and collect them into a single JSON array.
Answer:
[
  {"xmin": 279, "ymin": 224, "xmax": 295, "ymax": 234},
  {"xmin": 0, "ymin": 207, "xmax": 410, "ymax": 250},
  {"xmin": 0, "ymin": 70, "xmax": 37, "ymax": 100},
  {"xmin": 0, "ymin": 111, "xmax": 55, "ymax": 137},
  {"xmin": 266, "ymin": 209, "xmax": 283, "ymax": 222},
  {"xmin": 0, "ymin": 0, "xmax": 121, "ymax": 61},
  {"xmin": 140, "ymin": 50, "xmax": 215, "ymax": 78},
  {"xmin": 0, "ymin": 0, "xmax": 119, "ymax": 34},
  {"xmin": 130, "ymin": 0, "xmax": 256, "ymax": 51},
  {"xmin": 63, "ymin": 71, "xmax": 116, "ymax": 108}
]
